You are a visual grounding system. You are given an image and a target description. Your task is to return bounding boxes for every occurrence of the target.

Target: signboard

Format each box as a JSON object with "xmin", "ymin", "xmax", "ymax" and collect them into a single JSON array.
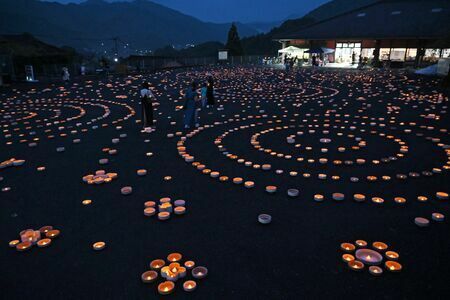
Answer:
[{"xmin": 218, "ymin": 50, "xmax": 228, "ymax": 61}]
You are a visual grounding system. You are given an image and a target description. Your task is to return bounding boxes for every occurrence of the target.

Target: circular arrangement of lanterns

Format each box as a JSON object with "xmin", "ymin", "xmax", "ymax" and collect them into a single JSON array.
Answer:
[
  {"xmin": 340, "ymin": 240, "xmax": 402, "ymax": 275},
  {"xmin": 9, "ymin": 226, "xmax": 60, "ymax": 252},
  {"xmin": 141, "ymin": 253, "xmax": 208, "ymax": 295}
]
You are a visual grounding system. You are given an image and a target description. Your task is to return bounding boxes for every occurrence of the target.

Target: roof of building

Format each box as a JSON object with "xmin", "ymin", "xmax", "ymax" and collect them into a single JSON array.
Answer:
[
  {"xmin": 0, "ymin": 33, "xmax": 70, "ymax": 57},
  {"xmin": 277, "ymin": 0, "xmax": 450, "ymax": 41}
]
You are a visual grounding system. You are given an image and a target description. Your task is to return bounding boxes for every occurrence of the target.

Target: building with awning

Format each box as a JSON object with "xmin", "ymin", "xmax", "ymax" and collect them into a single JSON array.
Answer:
[
  {"xmin": 277, "ymin": 46, "xmax": 309, "ymax": 60},
  {"xmin": 275, "ymin": 0, "xmax": 450, "ymax": 67}
]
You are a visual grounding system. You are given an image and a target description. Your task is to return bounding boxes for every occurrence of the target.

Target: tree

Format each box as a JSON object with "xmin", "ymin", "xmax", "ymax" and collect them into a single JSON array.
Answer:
[{"xmin": 225, "ymin": 23, "xmax": 244, "ymax": 56}]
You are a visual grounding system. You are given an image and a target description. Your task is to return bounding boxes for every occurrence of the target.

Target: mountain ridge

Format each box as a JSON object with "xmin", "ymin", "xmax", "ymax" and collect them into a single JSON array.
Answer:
[{"xmin": 0, "ymin": 0, "xmax": 258, "ymax": 54}]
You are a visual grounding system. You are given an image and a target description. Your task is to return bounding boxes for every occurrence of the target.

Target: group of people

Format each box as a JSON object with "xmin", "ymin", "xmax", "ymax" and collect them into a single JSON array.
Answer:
[
  {"xmin": 284, "ymin": 56, "xmax": 297, "ymax": 71},
  {"xmin": 139, "ymin": 76, "xmax": 215, "ymax": 133},
  {"xmin": 182, "ymin": 77, "xmax": 215, "ymax": 128}
]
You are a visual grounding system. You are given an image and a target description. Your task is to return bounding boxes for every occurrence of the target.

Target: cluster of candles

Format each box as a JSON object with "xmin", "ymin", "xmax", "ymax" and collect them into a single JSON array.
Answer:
[
  {"xmin": 82, "ymin": 170, "xmax": 118, "ymax": 185},
  {"xmin": 9, "ymin": 226, "xmax": 60, "ymax": 251},
  {"xmin": 171, "ymin": 73, "xmax": 449, "ymax": 191},
  {"xmin": 340, "ymin": 240, "xmax": 402, "ymax": 275},
  {"xmin": 415, "ymin": 212, "xmax": 445, "ymax": 227},
  {"xmin": 1, "ymin": 85, "xmax": 136, "ymax": 147},
  {"xmin": 0, "ymin": 158, "xmax": 25, "ymax": 169},
  {"xmin": 144, "ymin": 197, "xmax": 186, "ymax": 221},
  {"xmin": 141, "ymin": 252, "xmax": 208, "ymax": 295}
]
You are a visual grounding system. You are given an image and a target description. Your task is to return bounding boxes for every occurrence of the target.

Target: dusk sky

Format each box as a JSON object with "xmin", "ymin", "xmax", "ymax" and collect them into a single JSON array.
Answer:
[{"xmin": 43, "ymin": 0, "xmax": 330, "ymax": 23}]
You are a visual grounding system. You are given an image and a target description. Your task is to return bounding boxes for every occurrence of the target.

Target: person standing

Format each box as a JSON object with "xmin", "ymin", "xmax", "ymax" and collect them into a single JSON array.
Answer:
[
  {"xmin": 206, "ymin": 77, "xmax": 215, "ymax": 107},
  {"xmin": 183, "ymin": 81, "xmax": 199, "ymax": 129},
  {"xmin": 140, "ymin": 82, "xmax": 155, "ymax": 133},
  {"xmin": 62, "ymin": 67, "xmax": 70, "ymax": 82},
  {"xmin": 200, "ymin": 83, "xmax": 208, "ymax": 108}
]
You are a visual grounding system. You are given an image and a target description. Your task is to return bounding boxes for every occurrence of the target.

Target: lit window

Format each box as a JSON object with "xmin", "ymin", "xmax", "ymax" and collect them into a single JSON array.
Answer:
[
  {"xmin": 336, "ymin": 43, "xmax": 343, "ymax": 48},
  {"xmin": 357, "ymin": 13, "xmax": 366, "ymax": 17},
  {"xmin": 391, "ymin": 11, "xmax": 401, "ymax": 15},
  {"xmin": 431, "ymin": 8, "xmax": 442, "ymax": 13}
]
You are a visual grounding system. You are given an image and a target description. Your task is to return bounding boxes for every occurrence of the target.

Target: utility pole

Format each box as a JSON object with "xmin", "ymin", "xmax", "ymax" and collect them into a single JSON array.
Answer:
[{"xmin": 112, "ymin": 37, "xmax": 119, "ymax": 58}]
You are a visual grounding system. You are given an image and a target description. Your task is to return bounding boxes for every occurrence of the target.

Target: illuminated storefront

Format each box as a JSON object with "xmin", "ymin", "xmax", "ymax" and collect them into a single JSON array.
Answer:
[
  {"xmin": 335, "ymin": 43, "xmax": 361, "ymax": 63},
  {"xmin": 275, "ymin": 0, "xmax": 450, "ymax": 68}
]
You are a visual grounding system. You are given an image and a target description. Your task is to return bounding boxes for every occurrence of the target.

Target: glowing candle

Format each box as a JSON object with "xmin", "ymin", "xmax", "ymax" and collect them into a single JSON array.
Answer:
[
  {"xmin": 436, "ymin": 192, "xmax": 448, "ymax": 200},
  {"xmin": 371, "ymin": 197, "xmax": 384, "ymax": 204},
  {"xmin": 141, "ymin": 270, "xmax": 158, "ymax": 283},
  {"xmin": 333, "ymin": 193, "xmax": 345, "ymax": 201},
  {"xmin": 348, "ymin": 260, "xmax": 364, "ymax": 271},
  {"xmin": 353, "ymin": 194, "xmax": 366, "ymax": 202},
  {"xmin": 314, "ymin": 194, "xmax": 324, "ymax": 202},
  {"xmin": 82, "ymin": 199, "xmax": 92, "ymax": 205},
  {"xmin": 369, "ymin": 266, "xmax": 383, "ymax": 276},
  {"xmin": 37, "ymin": 238, "xmax": 52, "ymax": 248},
  {"xmin": 385, "ymin": 251, "xmax": 399, "ymax": 260},
  {"xmin": 159, "ymin": 203, "xmax": 173, "ymax": 213},
  {"xmin": 46, "ymin": 229, "xmax": 60, "ymax": 239},
  {"xmin": 150, "ymin": 259, "xmax": 165, "ymax": 270},
  {"xmin": 244, "ymin": 181, "xmax": 255, "ymax": 188},
  {"xmin": 192, "ymin": 266, "xmax": 208, "ymax": 279},
  {"xmin": 265, "ymin": 186, "xmax": 277, "ymax": 193},
  {"xmin": 233, "ymin": 177, "xmax": 243, "ymax": 184},
  {"xmin": 385, "ymin": 261, "xmax": 402, "ymax": 272},
  {"xmin": 417, "ymin": 196, "xmax": 428, "ymax": 202},
  {"xmin": 16, "ymin": 241, "xmax": 32, "ymax": 251},
  {"xmin": 158, "ymin": 281, "xmax": 175, "ymax": 295},
  {"xmin": 144, "ymin": 207, "xmax": 156, "ymax": 216},
  {"xmin": 184, "ymin": 261, "xmax": 195, "ymax": 269},
  {"xmin": 160, "ymin": 197, "xmax": 171, "ymax": 203},
  {"xmin": 342, "ymin": 254, "xmax": 355, "ymax": 262},
  {"xmin": 158, "ymin": 212, "xmax": 170, "ymax": 221},
  {"xmin": 183, "ymin": 280, "xmax": 197, "ymax": 292},
  {"xmin": 355, "ymin": 249, "xmax": 383, "ymax": 265},
  {"xmin": 372, "ymin": 242, "xmax": 388, "ymax": 251},
  {"xmin": 174, "ymin": 207, "xmax": 186, "ymax": 215},
  {"xmin": 38, "ymin": 226, "xmax": 53, "ymax": 234},
  {"xmin": 9, "ymin": 240, "xmax": 20, "ymax": 247},
  {"xmin": 432, "ymin": 213, "xmax": 445, "ymax": 222},
  {"xmin": 394, "ymin": 197, "xmax": 406, "ymax": 204},
  {"xmin": 167, "ymin": 253, "xmax": 182, "ymax": 262},
  {"xmin": 340, "ymin": 243, "xmax": 355, "ymax": 252},
  {"xmin": 93, "ymin": 242, "xmax": 106, "ymax": 251},
  {"xmin": 355, "ymin": 240, "xmax": 367, "ymax": 247}
]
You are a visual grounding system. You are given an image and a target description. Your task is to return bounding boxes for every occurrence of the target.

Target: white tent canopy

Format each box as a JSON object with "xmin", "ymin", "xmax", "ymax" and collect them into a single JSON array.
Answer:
[{"xmin": 278, "ymin": 46, "xmax": 302, "ymax": 54}]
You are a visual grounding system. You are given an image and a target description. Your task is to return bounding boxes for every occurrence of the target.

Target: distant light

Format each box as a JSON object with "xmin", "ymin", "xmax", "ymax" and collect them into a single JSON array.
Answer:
[
  {"xmin": 431, "ymin": 8, "xmax": 442, "ymax": 13},
  {"xmin": 114, "ymin": 58, "xmax": 119, "ymax": 62},
  {"xmin": 357, "ymin": 13, "xmax": 366, "ymax": 17}
]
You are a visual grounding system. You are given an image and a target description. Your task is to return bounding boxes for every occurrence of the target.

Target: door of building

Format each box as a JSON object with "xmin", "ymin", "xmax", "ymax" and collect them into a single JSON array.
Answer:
[{"xmin": 335, "ymin": 42, "xmax": 362, "ymax": 64}]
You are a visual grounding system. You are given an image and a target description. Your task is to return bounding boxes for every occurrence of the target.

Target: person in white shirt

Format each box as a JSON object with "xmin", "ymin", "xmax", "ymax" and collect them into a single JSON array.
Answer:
[
  {"xmin": 140, "ymin": 82, "xmax": 155, "ymax": 133},
  {"xmin": 62, "ymin": 67, "xmax": 70, "ymax": 82}
]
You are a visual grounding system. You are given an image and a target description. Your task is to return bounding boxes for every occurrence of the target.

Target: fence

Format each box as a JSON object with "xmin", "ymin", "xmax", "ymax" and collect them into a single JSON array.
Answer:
[
  {"xmin": 1, "ymin": 55, "xmax": 266, "ymax": 84},
  {"xmin": 125, "ymin": 55, "xmax": 265, "ymax": 73}
]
